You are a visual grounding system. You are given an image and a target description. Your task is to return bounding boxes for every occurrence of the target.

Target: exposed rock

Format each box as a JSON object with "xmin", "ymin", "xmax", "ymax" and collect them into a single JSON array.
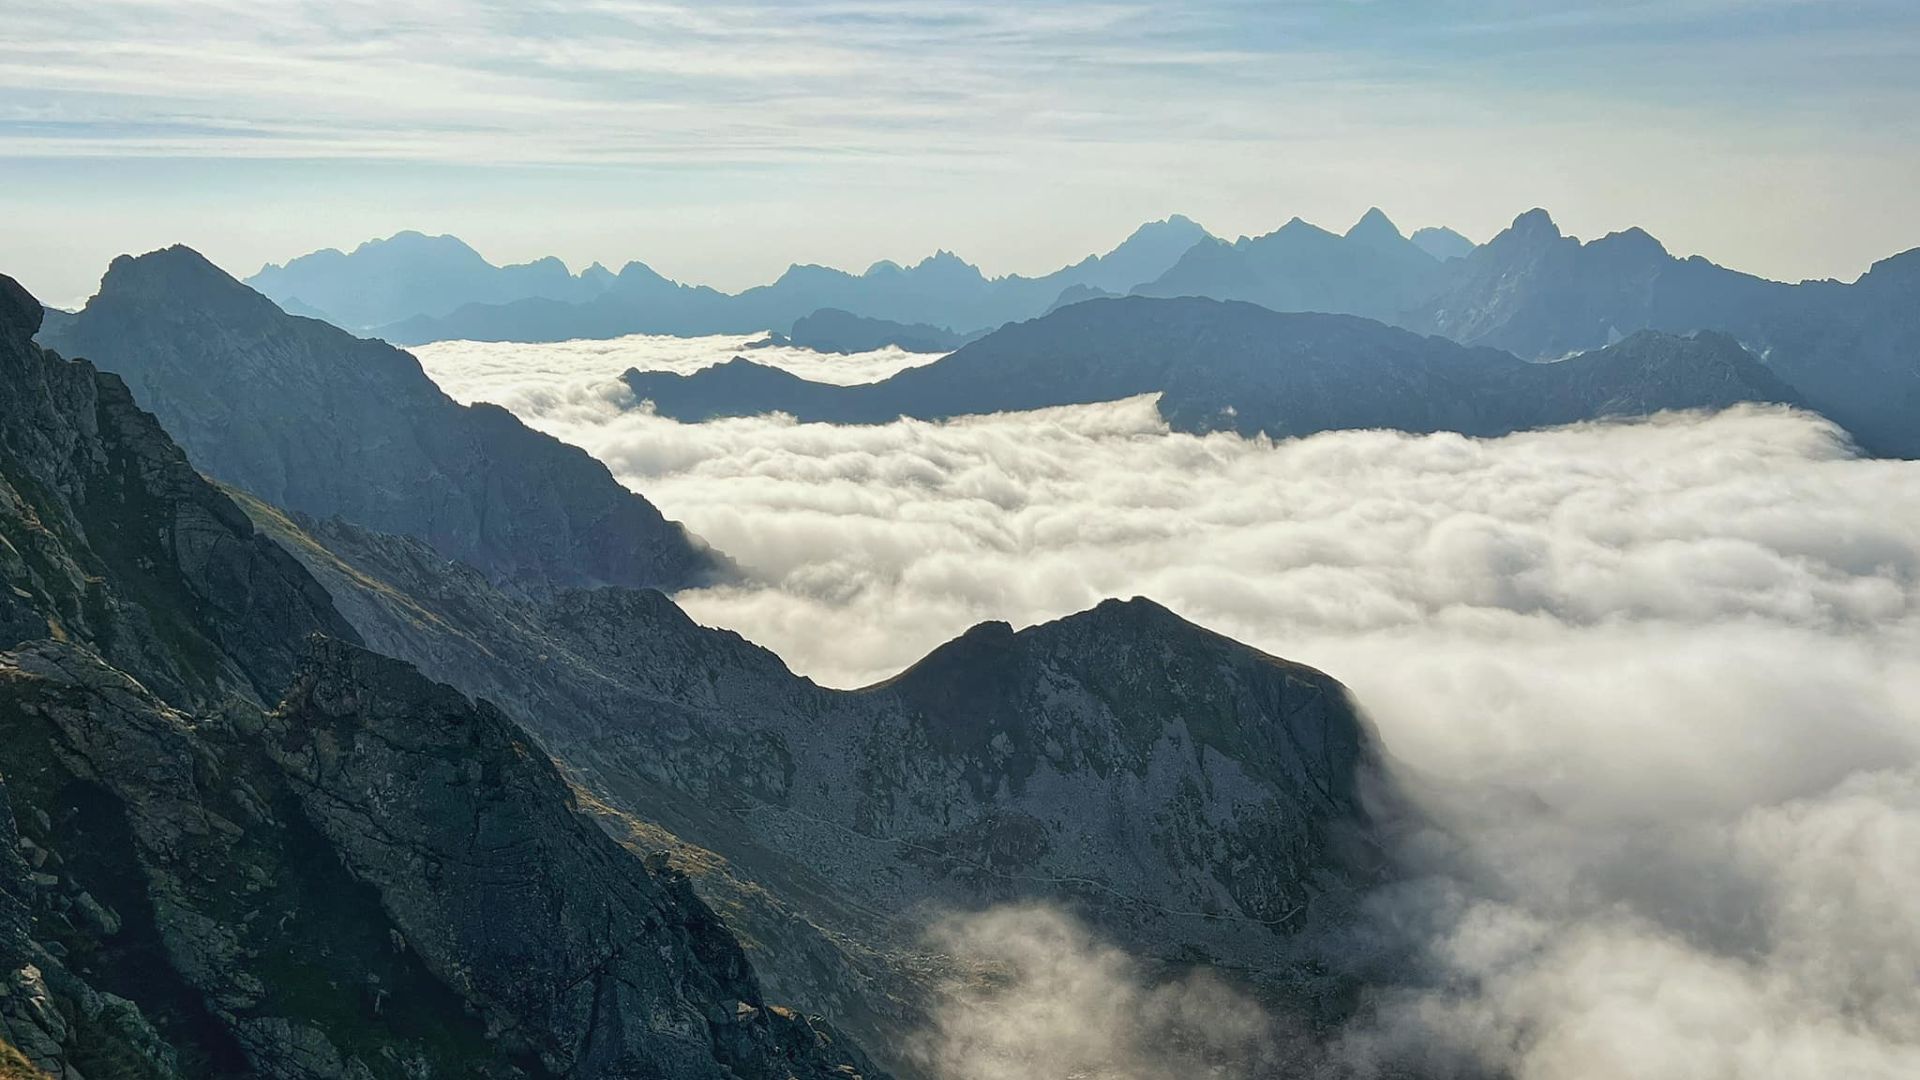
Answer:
[
  {"xmin": 36, "ymin": 248, "xmax": 720, "ymax": 596},
  {"xmin": 236, "ymin": 498, "xmax": 1390, "ymax": 1068},
  {"xmin": 0, "ymin": 270, "xmax": 357, "ymax": 709},
  {"xmin": 2, "ymin": 270, "xmax": 889, "ymax": 1079}
]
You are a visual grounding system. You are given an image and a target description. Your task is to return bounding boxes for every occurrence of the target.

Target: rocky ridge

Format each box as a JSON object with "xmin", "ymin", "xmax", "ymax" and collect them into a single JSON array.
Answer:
[
  {"xmin": 1, "ymin": 271, "xmax": 885, "ymax": 1079},
  {"xmin": 234, "ymin": 500, "xmax": 1387, "ymax": 1068},
  {"xmin": 37, "ymin": 248, "xmax": 720, "ymax": 596}
]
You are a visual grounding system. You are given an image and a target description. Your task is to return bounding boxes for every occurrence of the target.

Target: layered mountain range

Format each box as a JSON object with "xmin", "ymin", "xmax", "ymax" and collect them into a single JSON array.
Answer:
[
  {"xmin": 244, "ymin": 207, "xmax": 1920, "ymax": 455},
  {"xmin": 351, "ymin": 215, "xmax": 1220, "ymax": 346},
  {"xmin": 12, "ymin": 197, "xmax": 1916, "ymax": 1073},
  {"xmin": 623, "ymin": 297, "xmax": 1802, "ymax": 442},
  {"xmin": 7, "ymin": 255, "xmax": 1393, "ymax": 1075}
]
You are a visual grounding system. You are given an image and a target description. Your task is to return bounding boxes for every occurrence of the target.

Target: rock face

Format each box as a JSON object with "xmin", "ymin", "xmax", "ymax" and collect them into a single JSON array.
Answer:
[
  {"xmin": 1405, "ymin": 208, "xmax": 1920, "ymax": 455},
  {"xmin": 621, "ymin": 296, "xmax": 1802, "ymax": 440},
  {"xmin": 235, "ymin": 499, "xmax": 1388, "ymax": 1066},
  {"xmin": 37, "ymin": 247, "xmax": 720, "ymax": 595},
  {"xmin": 369, "ymin": 216, "xmax": 1215, "ymax": 346},
  {"xmin": 0, "ymin": 271, "xmax": 355, "ymax": 708},
  {"xmin": 1, "ymin": 271, "xmax": 886, "ymax": 1079}
]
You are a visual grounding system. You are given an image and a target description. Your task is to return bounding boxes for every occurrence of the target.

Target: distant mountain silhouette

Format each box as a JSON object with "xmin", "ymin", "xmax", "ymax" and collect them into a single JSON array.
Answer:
[
  {"xmin": 365, "ymin": 216, "xmax": 1216, "ymax": 344},
  {"xmin": 1133, "ymin": 208, "xmax": 1447, "ymax": 323},
  {"xmin": 40, "ymin": 246, "xmax": 720, "ymax": 593},
  {"xmin": 622, "ymin": 296, "xmax": 1802, "ymax": 440},
  {"xmin": 784, "ymin": 308, "xmax": 986, "ymax": 353},
  {"xmin": 1411, "ymin": 225, "xmax": 1476, "ymax": 261},
  {"xmin": 247, "ymin": 230, "xmax": 616, "ymax": 330},
  {"xmin": 1045, "ymin": 283, "xmax": 1122, "ymax": 313},
  {"xmin": 1405, "ymin": 208, "xmax": 1920, "ymax": 455}
]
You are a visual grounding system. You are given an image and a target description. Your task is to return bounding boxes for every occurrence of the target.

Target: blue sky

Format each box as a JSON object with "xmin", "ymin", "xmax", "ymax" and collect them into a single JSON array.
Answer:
[{"xmin": 4, "ymin": 0, "xmax": 1918, "ymax": 306}]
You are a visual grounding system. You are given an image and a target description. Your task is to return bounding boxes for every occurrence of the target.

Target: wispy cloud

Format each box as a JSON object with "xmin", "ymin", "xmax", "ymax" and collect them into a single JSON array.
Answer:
[{"xmin": 4, "ymin": 1, "xmax": 1917, "ymax": 304}]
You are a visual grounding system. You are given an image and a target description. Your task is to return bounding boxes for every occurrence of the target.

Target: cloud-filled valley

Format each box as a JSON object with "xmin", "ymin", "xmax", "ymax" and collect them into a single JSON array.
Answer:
[{"xmin": 417, "ymin": 332, "xmax": 1920, "ymax": 1078}]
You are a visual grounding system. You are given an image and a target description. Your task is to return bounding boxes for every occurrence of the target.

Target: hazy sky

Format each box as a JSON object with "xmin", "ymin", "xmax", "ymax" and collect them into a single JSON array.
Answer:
[{"xmin": 5, "ymin": 0, "xmax": 1919, "ymax": 307}]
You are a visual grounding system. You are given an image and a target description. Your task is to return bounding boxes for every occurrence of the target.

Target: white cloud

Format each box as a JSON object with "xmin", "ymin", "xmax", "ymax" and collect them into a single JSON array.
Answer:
[{"xmin": 415, "ymin": 333, "xmax": 1920, "ymax": 1078}]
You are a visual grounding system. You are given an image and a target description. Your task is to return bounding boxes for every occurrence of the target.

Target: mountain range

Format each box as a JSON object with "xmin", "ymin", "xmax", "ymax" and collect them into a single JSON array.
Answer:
[
  {"xmin": 8, "ymin": 202, "xmax": 1917, "ymax": 1075},
  {"xmin": 597, "ymin": 208, "xmax": 1915, "ymax": 457},
  {"xmin": 248, "ymin": 230, "xmax": 618, "ymax": 330},
  {"xmin": 241, "ymin": 208, "xmax": 1920, "ymax": 459},
  {"xmin": 351, "ymin": 215, "xmax": 1222, "ymax": 345},
  {"xmin": 622, "ymin": 296, "xmax": 1803, "ymax": 440},
  {"xmin": 7, "ymin": 254, "xmax": 1394, "ymax": 1076}
]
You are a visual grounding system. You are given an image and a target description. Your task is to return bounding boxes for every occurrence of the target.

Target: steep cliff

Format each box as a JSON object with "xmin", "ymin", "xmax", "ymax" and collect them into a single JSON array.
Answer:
[
  {"xmin": 37, "ymin": 248, "xmax": 720, "ymax": 595},
  {"xmin": 1, "ymin": 271, "xmax": 884, "ymax": 1079}
]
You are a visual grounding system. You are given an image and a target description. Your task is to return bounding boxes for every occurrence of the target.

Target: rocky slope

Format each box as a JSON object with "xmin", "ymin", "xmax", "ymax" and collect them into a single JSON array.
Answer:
[
  {"xmin": 233, "ymin": 499, "xmax": 1389, "ymax": 1068},
  {"xmin": 621, "ymin": 296, "xmax": 1802, "ymax": 439},
  {"xmin": 1, "ymin": 272, "xmax": 884, "ymax": 1079},
  {"xmin": 37, "ymin": 248, "xmax": 719, "ymax": 595}
]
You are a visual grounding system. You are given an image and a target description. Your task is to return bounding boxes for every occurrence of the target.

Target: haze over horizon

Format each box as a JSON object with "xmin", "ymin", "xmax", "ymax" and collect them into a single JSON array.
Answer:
[
  {"xmin": 6, "ymin": 0, "xmax": 1920, "ymax": 308},
  {"xmin": 7, "ymin": 3, "xmax": 1920, "ymax": 1072}
]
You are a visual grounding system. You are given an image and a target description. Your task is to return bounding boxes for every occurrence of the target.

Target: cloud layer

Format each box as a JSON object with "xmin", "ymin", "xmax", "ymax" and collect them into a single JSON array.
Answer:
[
  {"xmin": 416, "ymin": 334, "xmax": 1920, "ymax": 1078},
  {"xmin": 8, "ymin": 1, "xmax": 1920, "ymax": 306}
]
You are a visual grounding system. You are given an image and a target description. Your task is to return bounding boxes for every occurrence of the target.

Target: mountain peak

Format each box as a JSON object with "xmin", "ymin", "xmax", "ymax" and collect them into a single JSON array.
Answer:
[
  {"xmin": 916, "ymin": 249, "xmax": 975, "ymax": 271},
  {"xmin": 1345, "ymin": 207, "xmax": 1404, "ymax": 243},
  {"xmin": 1591, "ymin": 226, "xmax": 1670, "ymax": 260},
  {"xmin": 1507, "ymin": 207, "xmax": 1562, "ymax": 240},
  {"xmin": 1, "ymin": 273, "xmax": 42, "ymax": 340},
  {"xmin": 96, "ymin": 245, "xmax": 282, "ymax": 323},
  {"xmin": 1410, "ymin": 225, "xmax": 1476, "ymax": 262},
  {"xmin": 351, "ymin": 230, "xmax": 481, "ymax": 259}
]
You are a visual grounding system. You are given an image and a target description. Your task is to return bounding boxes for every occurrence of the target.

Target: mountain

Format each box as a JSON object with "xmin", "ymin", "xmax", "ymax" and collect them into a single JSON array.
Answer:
[
  {"xmin": 245, "ymin": 231, "xmax": 617, "ymax": 331},
  {"xmin": 622, "ymin": 296, "xmax": 1802, "ymax": 439},
  {"xmin": 1035, "ymin": 213, "xmax": 1215, "ymax": 295},
  {"xmin": 1044, "ymin": 283, "xmax": 1121, "ymax": 313},
  {"xmin": 233, "ymin": 496, "xmax": 1388, "ymax": 1066},
  {"xmin": 369, "ymin": 216, "xmax": 1215, "ymax": 345},
  {"xmin": 1410, "ymin": 225, "xmax": 1476, "ymax": 261},
  {"xmin": 1405, "ymin": 208, "xmax": 1920, "ymax": 455},
  {"xmin": 37, "ymin": 246, "xmax": 721, "ymax": 595},
  {"xmin": 1133, "ymin": 208, "xmax": 1447, "ymax": 323},
  {"xmin": 20, "ymin": 247, "xmax": 1398, "ymax": 1069},
  {"xmin": 0, "ymin": 272, "xmax": 884, "ymax": 1080},
  {"xmin": 785, "ymin": 308, "xmax": 985, "ymax": 353}
]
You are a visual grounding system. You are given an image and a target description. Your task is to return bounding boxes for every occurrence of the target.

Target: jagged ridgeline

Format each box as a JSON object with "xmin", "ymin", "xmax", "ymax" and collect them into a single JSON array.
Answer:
[
  {"xmin": 36, "ymin": 248, "xmax": 721, "ymax": 597},
  {"xmin": 0, "ymin": 274, "xmax": 882, "ymax": 1078},
  {"xmin": 14, "ymin": 254, "xmax": 1395, "ymax": 1076}
]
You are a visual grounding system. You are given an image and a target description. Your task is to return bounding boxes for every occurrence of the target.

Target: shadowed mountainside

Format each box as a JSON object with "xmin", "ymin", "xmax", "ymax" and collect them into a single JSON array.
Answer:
[
  {"xmin": 1405, "ymin": 208, "xmax": 1920, "ymax": 456},
  {"xmin": 0, "ymin": 271, "xmax": 886, "ymax": 1079},
  {"xmin": 38, "ymin": 247, "xmax": 721, "ymax": 595},
  {"xmin": 621, "ymin": 296, "xmax": 1804, "ymax": 441}
]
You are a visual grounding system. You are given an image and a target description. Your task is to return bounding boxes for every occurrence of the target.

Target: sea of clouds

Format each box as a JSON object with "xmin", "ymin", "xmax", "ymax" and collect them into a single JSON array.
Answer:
[{"xmin": 416, "ymin": 333, "xmax": 1920, "ymax": 1079}]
